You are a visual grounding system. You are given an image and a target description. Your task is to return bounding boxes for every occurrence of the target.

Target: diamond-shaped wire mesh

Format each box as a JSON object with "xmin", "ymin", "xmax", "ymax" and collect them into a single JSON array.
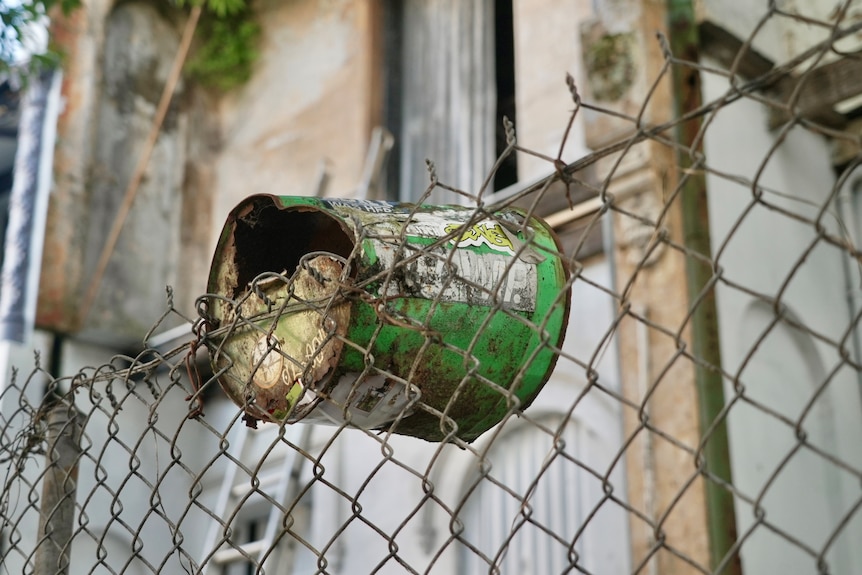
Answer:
[{"xmin": 2, "ymin": 2, "xmax": 862, "ymax": 574}]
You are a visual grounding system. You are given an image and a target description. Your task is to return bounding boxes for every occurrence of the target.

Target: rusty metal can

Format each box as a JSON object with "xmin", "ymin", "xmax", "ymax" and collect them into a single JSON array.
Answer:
[{"xmin": 205, "ymin": 194, "xmax": 570, "ymax": 442}]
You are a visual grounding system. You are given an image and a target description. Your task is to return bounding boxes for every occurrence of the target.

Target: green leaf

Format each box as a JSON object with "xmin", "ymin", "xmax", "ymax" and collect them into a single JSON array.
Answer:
[
  {"xmin": 184, "ymin": 7, "xmax": 260, "ymax": 91},
  {"xmin": 176, "ymin": 0, "xmax": 247, "ymax": 17}
]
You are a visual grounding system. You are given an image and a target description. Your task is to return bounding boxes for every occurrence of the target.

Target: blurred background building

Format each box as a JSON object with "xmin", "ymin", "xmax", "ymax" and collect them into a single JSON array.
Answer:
[{"xmin": 0, "ymin": 0, "xmax": 861, "ymax": 573}]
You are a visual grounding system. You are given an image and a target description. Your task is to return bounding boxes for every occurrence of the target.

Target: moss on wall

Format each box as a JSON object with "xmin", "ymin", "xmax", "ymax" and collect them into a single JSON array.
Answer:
[
  {"xmin": 583, "ymin": 31, "xmax": 636, "ymax": 102},
  {"xmin": 178, "ymin": 0, "xmax": 260, "ymax": 92},
  {"xmin": 184, "ymin": 7, "xmax": 260, "ymax": 91}
]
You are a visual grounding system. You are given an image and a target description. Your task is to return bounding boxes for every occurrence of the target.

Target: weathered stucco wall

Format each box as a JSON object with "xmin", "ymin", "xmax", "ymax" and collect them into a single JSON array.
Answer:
[
  {"xmin": 210, "ymin": 0, "xmax": 376, "ymax": 251},
  {"xmin": 40, "ymin": 0, "xmax": 216, "ymax": 344},
  {"xmin": 83, "ymin": 2, "xmax": 187, "ymax": 337},
  {"xmin": 512, "ymin": 0, "xmax": 593, "ymax": 182},
  {"xmin": 38, "ymin": 0, "xmax": 375, "ymax": 346}
]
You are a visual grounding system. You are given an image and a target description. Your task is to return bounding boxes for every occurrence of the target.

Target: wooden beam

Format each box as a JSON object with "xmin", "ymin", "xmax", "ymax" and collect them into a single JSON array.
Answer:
[
  {"xmin": 769, "ymin": 50, "xmax": 862, "ymax": 128},
  {"xmin": 699, "ymin": 21, "xmax": 774, "ymax": 80},
  {"xmin": 700, "ymin": 19, "xmax": 862, "ymax": 129}
]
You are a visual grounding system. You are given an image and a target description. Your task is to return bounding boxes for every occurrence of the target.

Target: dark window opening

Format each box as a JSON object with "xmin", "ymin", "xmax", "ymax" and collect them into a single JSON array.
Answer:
[
  {"xmin": 494, "ymin": 0, "xmax": 518, "ymax": 191},
  {"xmin": 0, "ymin": 80, "xmax": 19, "ymax": 268},
  {"xmin": 381, "ymin": 0, "xmax": 403, "ymax": 202},
  {"xmin": 380, "ymin": 0, "xmax": 518, "ymax": 200}
]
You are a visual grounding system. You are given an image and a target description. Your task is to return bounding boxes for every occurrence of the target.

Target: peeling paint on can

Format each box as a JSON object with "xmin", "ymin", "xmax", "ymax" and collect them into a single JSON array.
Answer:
[{"xmin": 205, "ymin": 194, "xmax": 570, "ymax": 442}]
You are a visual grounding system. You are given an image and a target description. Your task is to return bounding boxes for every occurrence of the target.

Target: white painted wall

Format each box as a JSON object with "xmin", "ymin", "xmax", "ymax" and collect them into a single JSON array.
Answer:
[
  {"xmin": 196, "ymin": 255, "xmax": 631, "ymax": 574},
  {"xmin": 0, "ymin": 332, "xmax": 225, "ymax": 575},
  {"xmin": 702, "ymin": 64, "xmax": 862, "ymax": 574},
  {"xmin": 54, "ymin": 337, "xmax": 216, "ymax": 575},
  {"xmin": 0, "ymin": 332, "xmax": 53, "ymax": 574}
]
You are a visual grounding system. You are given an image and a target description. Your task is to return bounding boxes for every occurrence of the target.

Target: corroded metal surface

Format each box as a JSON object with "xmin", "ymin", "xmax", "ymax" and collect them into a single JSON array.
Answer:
[
  {"xmin": 205, "ymin": 195, "xmax": 571, "ymax": 442},
  {"xmin": 210, "ymin": 255, "xmax": 350, "ymax": 423}
]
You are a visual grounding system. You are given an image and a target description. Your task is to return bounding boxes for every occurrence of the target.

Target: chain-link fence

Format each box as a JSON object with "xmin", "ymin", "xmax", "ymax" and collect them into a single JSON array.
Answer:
[{"xmin": 3, "ymin": 2, "xmax": 862, "ymax": 574}]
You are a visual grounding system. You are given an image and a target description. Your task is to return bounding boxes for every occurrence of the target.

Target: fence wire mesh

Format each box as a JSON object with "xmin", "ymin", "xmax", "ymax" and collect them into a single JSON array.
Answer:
[{"xmin": 3, "ymin": 2, "xmax": 862, "ymax": 574}]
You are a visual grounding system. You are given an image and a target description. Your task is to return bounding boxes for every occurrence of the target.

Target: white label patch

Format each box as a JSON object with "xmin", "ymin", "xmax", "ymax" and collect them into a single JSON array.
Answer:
[{"xmin": 374, "ymin": 242, "xmax": 538, "ymax": 312}]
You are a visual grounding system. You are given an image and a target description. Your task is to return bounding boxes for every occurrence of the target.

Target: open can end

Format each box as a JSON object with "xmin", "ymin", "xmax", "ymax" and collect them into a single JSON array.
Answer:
[{"xmin": 205, "ymin": 195, "xmax": 355, "ymax": 426}]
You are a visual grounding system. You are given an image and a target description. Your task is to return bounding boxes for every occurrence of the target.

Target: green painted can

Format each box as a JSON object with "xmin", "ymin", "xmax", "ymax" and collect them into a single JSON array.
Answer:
[{"xmin": 205, "ymin": 194, "xmax": 570, "ymax": 442}]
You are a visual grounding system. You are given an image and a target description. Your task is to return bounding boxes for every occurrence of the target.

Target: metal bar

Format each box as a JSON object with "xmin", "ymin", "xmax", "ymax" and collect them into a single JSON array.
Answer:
[
  {"xmin": 542, "ymin": 195, "xmax": 603, "ymax": 228},
  {"xmin": 146, "ymin": 323, "xmax": 194, "ymax": 350},
  {"xmin": 33, "ymin": 400, "xmax": 82, "ymax": 575},
  {"xmin": 357, "ymin": 126, "xmax": 394, "ymax": 200},
  {"xmin": 667, "ymin": 1, "xmax": 742, "ymax": 574},
  {"xmin": 212, "ymin": 539, "xmax": 267, "ymax": 565}
]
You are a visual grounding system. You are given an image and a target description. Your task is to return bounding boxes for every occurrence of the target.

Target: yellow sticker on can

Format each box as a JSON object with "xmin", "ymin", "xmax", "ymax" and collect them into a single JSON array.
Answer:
[{"xmin": 444, "ymin": 221, "xmax": 516, "ymax": 254}]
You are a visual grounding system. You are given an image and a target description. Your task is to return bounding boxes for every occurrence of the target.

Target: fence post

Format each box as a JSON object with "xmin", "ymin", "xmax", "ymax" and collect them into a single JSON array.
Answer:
[
  {"xmin": 666, "ymin": 1, "xmax": 742, "ymax": 573},
  {"xmin": 33, "ymin": 399, "xmax": 82, "ymax": 575}
]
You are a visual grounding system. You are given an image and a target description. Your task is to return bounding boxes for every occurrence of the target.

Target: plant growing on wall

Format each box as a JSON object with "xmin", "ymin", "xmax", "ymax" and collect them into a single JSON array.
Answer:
[
  {"xmin": 178, "ymin": 0, "xmax": 260, "ymax": 91},
  {"xmin": 1, "ymin": 0, "xmax": 259, "ymax": 91}
]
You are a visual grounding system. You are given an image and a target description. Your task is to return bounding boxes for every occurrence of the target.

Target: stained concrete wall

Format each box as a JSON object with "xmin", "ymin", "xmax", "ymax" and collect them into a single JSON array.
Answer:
[
  {"xmin": 40, "ymin": 0, "xmax": 213, "ymax": 345},
  {"xmin": 38, "ymin": 0, "xmax": 376, "ymax": 347},
  {"xmin": 210, "ymin": 0, "xmax": 376, "ymax": 250},
  {"xmin": 512, "ymin": 0, "xmax": 592, "ymax": 181}
]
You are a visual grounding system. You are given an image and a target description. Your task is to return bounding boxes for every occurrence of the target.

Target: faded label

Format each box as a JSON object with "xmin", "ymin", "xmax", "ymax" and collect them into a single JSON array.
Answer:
[
  {"xmin": 301, "ymin": 373, "xmax": 413, "ymax": 429},
  {"xmin": 443, "ymin": 221, "xmax": 517, "ymax": 255},
  {"xmin": 322, "ymin": 198, "xmax": 395, "ymax": 214},
  {"xmin": 374, "ymin": 242, "xmax": 538, "ymax": 312},
  {"xmin": 281, "ymin": 326, "xmax": 331, "ymax": 387},
  {"xmin": 250, "ymin": 336, "xmax": 285, "ymax": 389}
]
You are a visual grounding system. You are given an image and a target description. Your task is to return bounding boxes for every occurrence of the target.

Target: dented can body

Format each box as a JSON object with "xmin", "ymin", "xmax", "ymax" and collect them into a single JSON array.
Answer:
[{"xmin": 206, "ymin": 194, "xmax": 570, "ymax": 442}]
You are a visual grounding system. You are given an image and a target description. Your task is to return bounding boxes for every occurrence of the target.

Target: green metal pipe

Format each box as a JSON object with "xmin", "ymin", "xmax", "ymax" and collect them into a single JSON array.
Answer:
[{"xmin": 666, "ymin": 1, "xmax": 742, "ymax": 573}]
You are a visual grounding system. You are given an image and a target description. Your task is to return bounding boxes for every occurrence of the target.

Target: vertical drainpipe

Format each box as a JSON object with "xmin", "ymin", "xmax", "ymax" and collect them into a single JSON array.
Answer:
[
  {"xmin": 666, "ymin": 2, "xmax": 742, "ymax": 574},
  {"xmin": 837, "ymin": 176, "xmax": 862, "ymax": 397}
]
